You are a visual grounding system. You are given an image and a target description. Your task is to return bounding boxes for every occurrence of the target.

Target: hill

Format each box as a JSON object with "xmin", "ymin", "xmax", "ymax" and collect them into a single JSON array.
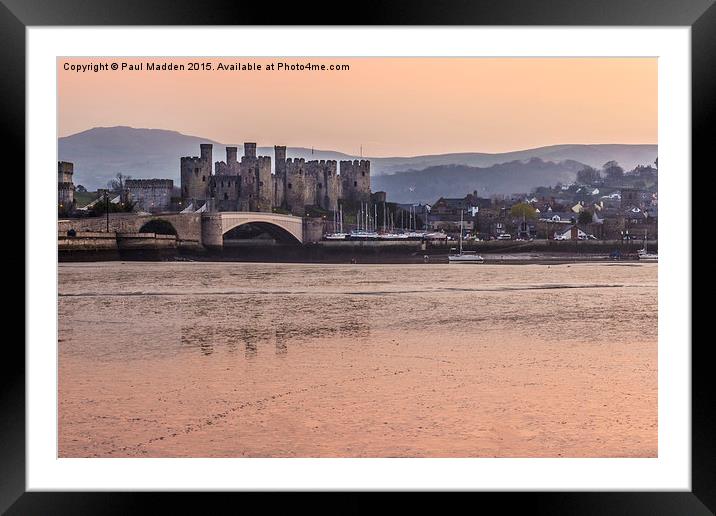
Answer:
[
  {"xmin": 59, "ymin": 126, "xmax": 657, "ymax": 196},
  {"xmin": 372, "ymin": 159, "xmax": 586, "ymax": 204}
]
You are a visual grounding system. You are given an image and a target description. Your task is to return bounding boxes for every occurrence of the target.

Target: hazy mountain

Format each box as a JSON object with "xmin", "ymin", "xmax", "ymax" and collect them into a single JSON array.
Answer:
[
  {"xmin": 373, "ymin": 159, "xmax": 586, "ymax": 204},
  {"xmin": 59, "ymin": 126, "xmax": 657, "ymax": 193},
  {"xmin": 58, "ymin": 126, "xmax": 356, "ymax": 189},
  {"xmin": 372, "ymin": 144, "xmax": 658, "ymax": 176}
]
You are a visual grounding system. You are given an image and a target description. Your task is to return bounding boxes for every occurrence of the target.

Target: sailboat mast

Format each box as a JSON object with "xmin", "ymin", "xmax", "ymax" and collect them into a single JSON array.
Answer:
[{"xmin": 459, "ymin": 210, "xmax": 463, "ymax": 254}]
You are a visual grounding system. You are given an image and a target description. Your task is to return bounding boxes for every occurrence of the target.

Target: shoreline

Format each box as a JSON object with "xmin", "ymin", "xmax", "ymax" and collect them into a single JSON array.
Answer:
[{"xmin": 58, "ymin": 250, "xmax": 651, "ymax": 265}]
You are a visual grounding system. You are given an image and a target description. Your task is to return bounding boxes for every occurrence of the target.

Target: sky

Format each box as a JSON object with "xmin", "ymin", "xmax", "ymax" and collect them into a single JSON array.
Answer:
[{"xmin": 58, "ymin": 57, "xmax": 657, "ymax": 157}]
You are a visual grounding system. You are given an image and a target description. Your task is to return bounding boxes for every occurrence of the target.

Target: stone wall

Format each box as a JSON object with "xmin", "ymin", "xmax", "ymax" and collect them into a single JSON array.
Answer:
[
  {"xmin": 302, "ymin": 217, "xmax": 325, "ymax": 243},
  {"xmin": 58, "ymin": 212, "xmax": 203, "ymax": 244},
  {"xmin": 126, "ymin": 179, "xmax": 173, "ymax": 212}
]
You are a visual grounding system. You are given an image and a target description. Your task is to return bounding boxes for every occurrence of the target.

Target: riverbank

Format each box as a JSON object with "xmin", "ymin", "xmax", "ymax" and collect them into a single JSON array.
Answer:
[{"xmin": 59, "ymin": 237, "xmax": 656, "ymax": 264}]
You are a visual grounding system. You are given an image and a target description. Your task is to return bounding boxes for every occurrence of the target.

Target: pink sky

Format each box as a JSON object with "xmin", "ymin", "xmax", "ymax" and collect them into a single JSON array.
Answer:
[{"xmin": 58, "ymin": 57, "xmax": 657, "ymax": 156}]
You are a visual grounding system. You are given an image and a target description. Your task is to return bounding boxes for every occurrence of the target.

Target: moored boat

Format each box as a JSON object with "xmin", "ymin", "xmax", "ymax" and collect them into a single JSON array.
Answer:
[
  {"xmin": 448, "ymin": 210, "xmax": 484, "ymax": 263},
  {"xmin": 637, "ymin": 230, "xmax": 658, "ymax": 262}
]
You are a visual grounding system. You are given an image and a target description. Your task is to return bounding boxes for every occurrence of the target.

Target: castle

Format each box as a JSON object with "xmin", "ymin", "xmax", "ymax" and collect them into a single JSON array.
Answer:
[
  {"xmin": 58, "ymin": 161, "xmax": 75, "ymax": 209},
  {"xmin": 181, "ymin": 143, "xmax": 371, "ymax": 215},
  {"xmin": 126, "ymin": 179, "xmax": 174, "ymax": 212}
]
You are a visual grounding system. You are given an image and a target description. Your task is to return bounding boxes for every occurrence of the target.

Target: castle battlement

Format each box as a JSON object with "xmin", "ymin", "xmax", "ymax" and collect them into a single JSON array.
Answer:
[
  {"xmin": 181, "ymin": 143, "xmax": 372, "ymax": 214},
  {"xmin": 126, "ymin": 179, "xmax": 174, "ymax": 188},
  {"xmin": 340, "ymin": 159, "xmax": 370, "ymax": 167}
]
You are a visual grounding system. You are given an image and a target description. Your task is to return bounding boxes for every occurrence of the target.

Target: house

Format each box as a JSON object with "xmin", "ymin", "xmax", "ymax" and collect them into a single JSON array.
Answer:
[
  {"xmin": 431, "ymin": 196, "xmax": 479, "ymax": 215},
  {"xmin": 571, "ymin": 201, "xmax": 587, "ymax": 213},
  {"xmin": 516, "ymin": 220, "xmax": 537, "ymax": 239},
  {"xmin": 429, "ymin": 195, "xmax": 484, "ymax": 232},
  {"xmin": 539, "ymin": 212, "xmax": 576, "ymax": 224},
  {"xmin": 621, "ymin": 188, "xmax": 651, "ymax": 209},
  {"xmin": 490, "ymin": 220, "xmax": 506, "ymax": 236},
  {"xmin": 553, "ymin": 225, "xmax": 597, "ymax": 241},
  {"xmin": 645, "ymin": 207, "xmax": 658, "ymax": 221},
  {"xmin": 625, "ymin": 207, "xmax": 647, "ymax": 225}
]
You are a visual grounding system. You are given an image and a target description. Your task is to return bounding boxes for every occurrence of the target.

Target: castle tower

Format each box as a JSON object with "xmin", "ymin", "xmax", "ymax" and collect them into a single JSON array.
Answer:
[
  {"xmin": 200, "ymin": 143, "xmax": 213, "ymax": 164},
  {"xmin": 340, "ymin": 159, "xmax": 371, "ymax": 203},
  {"xmin": 272, "ymin": 146, "xmax": 288, "ymax": 208},
  {"xmin": 284, "ymin": 158, "xmax": 307, "ymax": 215},
  {"xmin": 321, "ymin": 160, "xmax": 340, "ymax": 212},
  {"xmin": 274, "ymin": 146, "xmax": 287, "ymax": 176},
  {"xmin": 58, "ymin": 161, "xmax": 75, "ymax": 210},
  {"xmin": 256, "ymin": 156, "xmax": 273, "ymax": 212},
  {"xmin": 244, "ymin": 142, "xmax": 257, "ymax": 159},
  {"xmin": 180, "ymin": 143, "xmax": 213, "ymax": 202},
  {"xmin": 226, "ymin": 146, "xmax": 238, "ymax": 165},
  {"xmin": 58, "ymin": 161, "xmax": 74, "ymax": 183}
]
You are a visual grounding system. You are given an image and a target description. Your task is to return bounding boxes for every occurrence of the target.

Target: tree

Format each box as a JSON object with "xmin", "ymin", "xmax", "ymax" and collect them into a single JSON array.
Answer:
[
  {"xmin": 576, "ymin": 166, "xmax": 601, "ymax": 185},
  {"xmin": 88, "ymin": 197, "xmax": 136, "ymax": 217},
  {"xmin": 76, "ymin": 184, "xmax": 87, "ymax": 193},
  {"xmin": 107, "ymin": 172, "xmax": 132, "ymax": 193},
  {"xmin": 510, "ymin": 202, "xmax": 537, "ymax": 220},
  {"xmin": 603, "ymin": 160, "xmax": 624, "ymax": 180},
  {"xmin": 629, "ymin": 165, "xmax": 656, "ymax": 179},
  {"xmin": 578, "ymin": 210, "xmax": 593, "ymax": 225}
]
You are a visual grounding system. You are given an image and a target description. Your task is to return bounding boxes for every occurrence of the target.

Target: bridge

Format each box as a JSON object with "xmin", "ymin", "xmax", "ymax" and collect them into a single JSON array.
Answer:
[
  {"xmin": 201, "ymin": 212, "xmax": 304, "ymax": 248},
  {"xmin": 58, "ymin": 211, "xmax": 310, "ymax": 249}
]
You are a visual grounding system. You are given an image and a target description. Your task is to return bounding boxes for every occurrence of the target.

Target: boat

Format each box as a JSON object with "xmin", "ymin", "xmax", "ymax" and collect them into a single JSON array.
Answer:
[
  {"xmin": 324, "ymin": 205, "xmax": 348, "ymax": 240},
  {"xmin": 448, "ymin": 249, "xmax": 485, "ymax": 263},
  {"xmin": 637, "ymin": 230, "xmax": 658, "ymax": 262},
  {"xmin": 637, "ymin": 250, "xmax": 658, "ymax": 262},
  {"xmin": 378, "ymin": 232, "xmax": 410, "ymax": 240},
  {"xmin": 348, "ymin": 230, "xmax": 380, "ymax": 240},
  {"xmin": 448, "ymin": 210, "xmax": 484, "ymax": 263}
]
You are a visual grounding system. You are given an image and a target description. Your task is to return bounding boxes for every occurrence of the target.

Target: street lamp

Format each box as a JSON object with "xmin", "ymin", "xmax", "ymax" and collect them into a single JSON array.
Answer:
[{"xmin": 104, "ymin": 190, "xmax": 109, "ymax": 232}]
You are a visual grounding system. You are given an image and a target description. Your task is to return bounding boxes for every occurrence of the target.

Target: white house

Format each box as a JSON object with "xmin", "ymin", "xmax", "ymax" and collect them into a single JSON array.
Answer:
[{"xmin": 553, "ymin": 225, "xmax": 597, "ymax": 241}]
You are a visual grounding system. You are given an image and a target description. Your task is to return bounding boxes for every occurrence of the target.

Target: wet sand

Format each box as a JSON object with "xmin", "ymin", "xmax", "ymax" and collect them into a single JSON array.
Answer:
[{"xmin": 58, "ymin": 262, "xmax": 657, "ymax": 457}]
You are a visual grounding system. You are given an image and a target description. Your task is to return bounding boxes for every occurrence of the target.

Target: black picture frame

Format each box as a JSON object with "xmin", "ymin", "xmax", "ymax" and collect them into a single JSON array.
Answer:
[{"xmin": 4, "ymin": 0, "xmax": 709, "ymax": 513}]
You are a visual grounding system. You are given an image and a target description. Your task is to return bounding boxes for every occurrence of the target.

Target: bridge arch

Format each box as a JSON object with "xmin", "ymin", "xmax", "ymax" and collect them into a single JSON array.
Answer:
[
  {"xmin": 139, "ymin": 218, "xmax": 178, "ymax": 236},
  {"xmin": 222, "ymin": 220, "xmax": 302, "ymax": 244},
  {"xmin": 201, "ymin": 212, "xmax": 304, "ymax": 248}
]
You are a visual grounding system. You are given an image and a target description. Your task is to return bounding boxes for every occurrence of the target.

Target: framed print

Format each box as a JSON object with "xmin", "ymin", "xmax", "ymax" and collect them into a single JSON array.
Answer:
[{"xmin": 5, "ymin": 0, "xmax": 711, "ymax": 513}]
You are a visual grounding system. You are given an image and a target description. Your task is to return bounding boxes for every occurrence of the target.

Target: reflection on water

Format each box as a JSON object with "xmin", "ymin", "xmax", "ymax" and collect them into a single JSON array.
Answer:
[
  {"xmin": 179, "ymin": 316, "xmax": 372, "ymax": 359},
  {"xmin": 59, "ymin": 262, "xmax": 657, "ymax": 458}
]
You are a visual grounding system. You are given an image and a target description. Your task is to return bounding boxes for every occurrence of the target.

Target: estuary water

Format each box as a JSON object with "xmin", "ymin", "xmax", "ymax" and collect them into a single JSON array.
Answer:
[{"xmin": 58, "ymin": 262, "xmax": 657, "ymax": 457}]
